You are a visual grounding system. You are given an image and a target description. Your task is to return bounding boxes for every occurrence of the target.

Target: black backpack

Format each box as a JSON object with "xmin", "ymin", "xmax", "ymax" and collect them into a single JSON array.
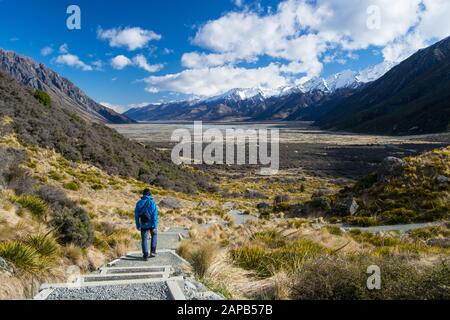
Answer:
[{"xmin": 139, "ymin": 199, "xmax": 152, "ymax": 224}]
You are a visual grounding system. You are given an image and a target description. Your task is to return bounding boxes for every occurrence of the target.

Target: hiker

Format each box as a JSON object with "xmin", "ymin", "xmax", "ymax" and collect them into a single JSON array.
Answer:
[{"xmin": 135, "ymin": 188, "xmax": 159, "ymax": 260}]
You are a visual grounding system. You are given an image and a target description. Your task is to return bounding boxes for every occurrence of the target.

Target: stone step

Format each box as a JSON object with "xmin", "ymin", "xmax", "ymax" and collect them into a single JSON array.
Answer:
[
  {"xmin": 81, "ymin": 272, "xmax": 168, "ymax": 283},
  {"xmin": 100, "ymin": 265, "xmax": 171, "ymax": 275},
  {"xmin": 36, "ymin": 279, "xmax": 187, "ymax": 300}
]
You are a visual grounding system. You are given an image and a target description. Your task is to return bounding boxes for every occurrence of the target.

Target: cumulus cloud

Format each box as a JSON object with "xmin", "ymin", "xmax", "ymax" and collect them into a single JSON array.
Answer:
[
  {"xmin": 111, "ymin": 54, "xmax": 163, "ymax": 73},
  {"xmin": 97, "ymin": 26, "xmax": 161, "ymax": 51},
  {"xmin": 55, "ymin": 54, "xmax": 92, "ymax": 71},
  {"xmin": 111, "ymin": 55, "xmax": 133, "ymax": 70},
  {"xmin": 59, "ymin": 43, "xmax": 69, "ymax": 54},
  {"xmin": 144, "ymin": 64, "xmax": 287, "ymax": 97},
  {"xmin": 40, "ymin": 46, "xmax": 53, "ymax": 56},
  {"xmin": 132, "ymin": 54, "xmax": 164, "ymax": 72}
]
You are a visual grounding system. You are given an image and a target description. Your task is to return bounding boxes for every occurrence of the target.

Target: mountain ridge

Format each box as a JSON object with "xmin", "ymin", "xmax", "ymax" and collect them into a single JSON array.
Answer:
[{"xmin": 0, "ymin": 48, "xmax": 134, "ymax": 124}]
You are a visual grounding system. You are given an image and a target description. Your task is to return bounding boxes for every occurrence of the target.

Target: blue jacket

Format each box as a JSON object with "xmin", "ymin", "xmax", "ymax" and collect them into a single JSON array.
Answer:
[{"xmin": 135, "ymin": 195, "xmax": 159, "ymax": 230}]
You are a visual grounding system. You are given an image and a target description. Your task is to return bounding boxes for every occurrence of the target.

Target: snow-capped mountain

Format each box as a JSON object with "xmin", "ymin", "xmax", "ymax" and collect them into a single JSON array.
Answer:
[{"xmin": 125, "ymin": 60, "xmax": 396, "ymax": 122}]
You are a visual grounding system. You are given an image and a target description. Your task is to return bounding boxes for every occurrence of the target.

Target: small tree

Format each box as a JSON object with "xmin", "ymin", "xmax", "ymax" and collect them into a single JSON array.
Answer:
[{"xmin": 34, "ymin": 90, "xmax": 51, "ymax": 108}]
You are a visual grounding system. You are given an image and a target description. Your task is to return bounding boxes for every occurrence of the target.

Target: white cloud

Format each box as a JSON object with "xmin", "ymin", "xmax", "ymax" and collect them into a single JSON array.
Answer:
[
  {"xmin": 40, "ymin": 46, "xmax": 53, "ymax": 56},
  {"xmin": 234, "ymin": 0, "xmax": 244, "ymax": 7},
  {"xmin": 92, "ymin": 60, "xmax": 104, "ymax": 71},
  {"xmin": 59, "ymin": 43, "xmax": 69, "ymax": 54},
  {"xmin": 132, "ymin": 54, "xmax": 164, "ymax": 73},
  {"xmin": 97, "ymin": 26, "xmax": 161, "ymax": 51},
  {"xmin": 143, "ymin": 0, "xmax": 450, "ymax": 97},
  {"xmin": 111, "ymin": 55, "xmax": 132, "ymax": 70},
  {"xmin": 55, "ymin": 54, "xmax": 92, "ymax": 71},
  {"xmin": 144, "ymin": 64, "xmax": 287, "ymax": 97},
  {"xmin": 111, "ymin": 54, "xmax": 163, "ymax": 73}
]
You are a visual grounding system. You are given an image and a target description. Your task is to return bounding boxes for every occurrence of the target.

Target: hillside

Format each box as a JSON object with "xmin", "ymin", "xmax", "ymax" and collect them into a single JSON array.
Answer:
[
  {"xmin": 0, "ymin": 49, "xmax": 134, "ymax": 124},
  {"xmin": 318, "ymin": 36, "xmax": 450, "ymax": 135},
  {"xmin": 0, "ymin": 71, "xmax": 211, "ymax": 194},
  {"xmin": 328, "ymin": 147, "xmax": 450, "ymax": 226}
]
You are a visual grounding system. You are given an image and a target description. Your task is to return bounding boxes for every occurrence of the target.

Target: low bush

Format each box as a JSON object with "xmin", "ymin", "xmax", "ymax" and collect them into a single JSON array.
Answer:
[
  {"xmin": 291, "ymin": 254, "xmax": 449, "ymax": 300},
  {"xmin": 231, "ymin": 239, "xmax": 326, "ymax": 277},
  {"xmin": 10, "ymin": 194, "xmax": 48, "ymax": 221},
  {"xmin": 52, "ymin": 207, "xmax": 93, "ymax": 248},
  {"xmin": 343, "ymin": 216, "xmax": 378, "ymax": 227},
  {"xmin": 33, "ymin": 90, "xmax": 51, "ymax": 108},
  {"xmin": 63, "ymin": 181, "xmax": 80, "ymax": 191},
  {"xmin": 0, "ymin": 241, "xmax": 40, "ymax": 272}
]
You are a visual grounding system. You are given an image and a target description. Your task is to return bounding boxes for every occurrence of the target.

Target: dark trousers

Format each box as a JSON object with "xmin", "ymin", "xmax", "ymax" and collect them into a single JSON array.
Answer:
[{"xmin": 141, "ymin": 228, "xmax": 157, "ymax": 257}]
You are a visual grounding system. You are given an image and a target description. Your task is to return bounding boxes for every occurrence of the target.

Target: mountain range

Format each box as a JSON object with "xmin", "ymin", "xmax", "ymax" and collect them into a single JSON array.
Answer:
[
  {"xmin": 125, "ymin": 36, "xmax": 450, "ymax": 135},
  {"xmin": 0, "ymin": 48, "xmax": 134, "ymax": 124},
  {"xmin": 124, "ymin": 61, "xmax": 395, "ymax": 122}
]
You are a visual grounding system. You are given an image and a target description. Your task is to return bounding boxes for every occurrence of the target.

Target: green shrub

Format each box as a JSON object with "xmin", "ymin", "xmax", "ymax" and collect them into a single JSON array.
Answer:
[
  {"xmin": 34, "ymin": 90, "xmax": 51, "ymax": 108},
  {"xmin": 381, "ymin": 208, "xmax": 416, "ymax": 224},
  {"xmin": 326, "ymin": 225, "xmax": 343, "ymax": 236},
  {"xmin": 63, "ymin": 181, "xmax": 80, "ymax": 191},
  {"xmin": 0, "ymin": 241, "xmax": 40, "ymax": 272},
  {"xmin": 344, "ymin": 216, "xmax": 378, "ymax": 227},
  {"xmin": 11, "ymin": 195, "xmax": 48, "ymax": 220},
  {"xmin": 251, "ymin": 230, "xmax": 286, "ymax": 248},
  {"xmin": 52, "ymin": 207, "xmax": 93, "ymax": 248},
  {"xmin": 231, "ymin": 239, "xmax": 326, "ymax": 277},
  {"xmin": 24, "ymin": 234, "xmax": 60, "ymax": 260},
  {"xmin": 291, "ymin": 254, "xmax": 449, "ymax": 300}
]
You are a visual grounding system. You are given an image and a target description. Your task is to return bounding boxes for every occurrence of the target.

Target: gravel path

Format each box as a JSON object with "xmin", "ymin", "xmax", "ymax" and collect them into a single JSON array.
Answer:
[
  {"xmin": 157, "ymin": 233, "xmax": 182, "ymax": 250},
  {"xmin": 47, "ymin": 282, "xmax": 171, "ymax": 300},
  {"xmin": 112, "ymin": 251, "xmax": 186, "ymax": 268}
]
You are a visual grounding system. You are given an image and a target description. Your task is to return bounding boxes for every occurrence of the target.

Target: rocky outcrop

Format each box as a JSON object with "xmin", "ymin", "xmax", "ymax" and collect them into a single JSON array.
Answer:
[
  {"xmin": 243, "ymin": 189, "xmax": 268, "ymax": 199},
  {"xmin": 159, "ymin": 197, "xmax": 182, "ymax": 209},
  {"xmin": 378, "ymin": 157, "xmax": 406, "ymax": 182}
]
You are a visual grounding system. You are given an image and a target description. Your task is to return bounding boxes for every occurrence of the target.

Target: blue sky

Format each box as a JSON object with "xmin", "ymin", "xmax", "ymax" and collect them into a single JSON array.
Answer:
[{"xmin": 0, "ymin": 0, "xmax": 448, "ymax": 112}]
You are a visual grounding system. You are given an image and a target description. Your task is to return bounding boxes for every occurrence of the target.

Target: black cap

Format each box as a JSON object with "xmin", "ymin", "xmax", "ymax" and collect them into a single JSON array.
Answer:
[{"xmin": 143, "ymin": 188, "xmax": 151, "ymax": 196}]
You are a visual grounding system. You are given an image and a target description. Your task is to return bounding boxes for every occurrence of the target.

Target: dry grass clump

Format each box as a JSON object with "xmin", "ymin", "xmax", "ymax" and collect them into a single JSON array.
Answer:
[
  {"xmin": 291, "ymin": 254, "xmax": 449, "ymax": 300},
  {"xmin": 230, "ymin": 237, "xmax": 327, "ymax": 277},
  {"xmin": 177, "ymin": 240, "xmax": 218, "ymax": 279}
]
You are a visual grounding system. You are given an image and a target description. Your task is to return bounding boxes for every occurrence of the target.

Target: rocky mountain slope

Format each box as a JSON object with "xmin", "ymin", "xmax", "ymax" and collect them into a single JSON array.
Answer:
[
  {"xmin": 318, "ymin": 36, "xmax": 450, "ymax": 135},
  {"xmin": 0, "ymin": 48, "xmax": 134, "ymax": 124}
]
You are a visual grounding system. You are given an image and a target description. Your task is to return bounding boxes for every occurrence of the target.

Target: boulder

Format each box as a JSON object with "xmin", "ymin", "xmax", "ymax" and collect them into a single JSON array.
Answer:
[
  {"xmin": 436, "ymin": 175, "xmax": 449, "ymax": 184},
  {"xmin": 222, "ymin": 202, "xmax": 234, "ymax": 210},
  {"xmin": 244, "ymin": 189, "xmax": 268, "ymax": 199},
  {"xmin": 426, "ymin": 238, "xmax": 450, "ymax": 248},
  {"xmin": 312, "ymin": 188, "xmax": 334, "ymax": 198},
  {"xmin": 0, "ymin": 257, "xmax": 14, "ymax": 277},
  {"xmin": 159, "ymin": 197, "xmax": 182, "ymax": 209},
  {"xmin": 378, "ymin": 157, "xmax": 406, "ymax": 182},
  {"xmin": 256, "ymin": 202, "xmax": 270, "ymax": 211},
  {"xmin": 334, "ymin": 196, "xmax": 360, "ymax": 216},
  {"xmin": 274, "ymin": 194, "xmax": 290, "ymax": 205},
  {"xmin": 198, "ymin": 200, "xmax": 214, "ymax": 208}
]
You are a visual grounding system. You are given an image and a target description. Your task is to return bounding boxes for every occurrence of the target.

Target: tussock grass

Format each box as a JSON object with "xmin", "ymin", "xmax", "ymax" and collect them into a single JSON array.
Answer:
[
  {"xmin": 0, "ymin": 241, "xmax": 40, "ymax": 272},
  {"xmin": 9, "ymin": 195, "xmax": 47, "ymax": 220},
  {"xmin": 291, "ymin": 254, "xmax": 450, "ymax": 300},
  {"xmin": 63, "ymin": 181, "xmax": 80, "ymax": 191},
  {"xmin": 231, "ymin": 238, "xmax": 327, "ymax": 277}
]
